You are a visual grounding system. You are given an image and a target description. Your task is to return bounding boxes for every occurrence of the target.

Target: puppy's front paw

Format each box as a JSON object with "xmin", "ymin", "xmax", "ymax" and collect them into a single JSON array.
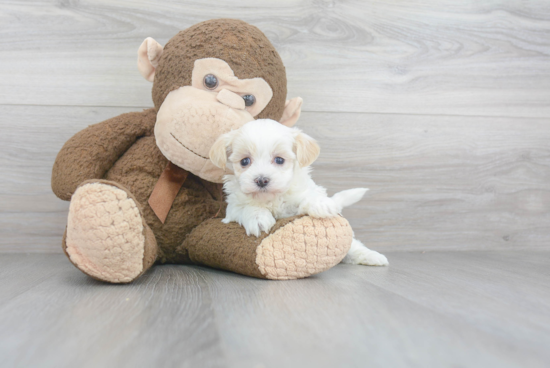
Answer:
[
  {"xmin": 243, "ymin": 211, "xmax": 276, "ymax": 237},
  {"xmin": 258, "ymin": 212, "xmax": 276, "ymax": 235},
  {"xmin": 303, "ymin": 197, "xmax": 340, "ymax": 218}
]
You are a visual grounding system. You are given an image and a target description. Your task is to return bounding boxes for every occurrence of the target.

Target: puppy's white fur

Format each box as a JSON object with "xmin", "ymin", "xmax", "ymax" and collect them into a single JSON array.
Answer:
[{"xmin": 209, "ymin": 119, "xmax": 388, "ymax": 266}]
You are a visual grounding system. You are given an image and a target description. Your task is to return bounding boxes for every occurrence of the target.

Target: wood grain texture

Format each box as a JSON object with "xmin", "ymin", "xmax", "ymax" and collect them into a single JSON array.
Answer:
[
  {"xmin": 0, "ymin": 251, "xmax": 549, "ymax": 368},
  {"xmin": 299, "ymin": 112, "xmax": 550, "ymax": 251},
  {"xmin": 0, "ymin": 105, "xmax": 144, "ymax": 252},
  {"xmin": 2, "ymin": 105, "xmax": 548, "ymax": 252},
  {"xmin": 2, "ymin": 3, "xmax": 549, "ymax": 367},
  {"xmin": 1, "ymin": 0, "xmax": 550, "ymax": 117},
  {"xmin": 1, "ymin": 2, "xmax": 549, "ymax": 252},
  {"xmin": 0, "ymin": 254, "xmax": 225, "ymax": 368}
]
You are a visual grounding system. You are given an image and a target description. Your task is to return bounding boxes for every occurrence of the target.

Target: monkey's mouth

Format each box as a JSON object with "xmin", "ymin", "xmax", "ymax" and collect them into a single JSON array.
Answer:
[{"xmin": 170, "ymin": 133, "xmax": 209, "ymax": 160}]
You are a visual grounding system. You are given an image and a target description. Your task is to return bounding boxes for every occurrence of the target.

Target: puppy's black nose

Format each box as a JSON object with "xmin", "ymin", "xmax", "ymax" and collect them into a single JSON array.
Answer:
[{"xmin": 254, "ymin": 176, "xmax": 270, "ymax": 188}]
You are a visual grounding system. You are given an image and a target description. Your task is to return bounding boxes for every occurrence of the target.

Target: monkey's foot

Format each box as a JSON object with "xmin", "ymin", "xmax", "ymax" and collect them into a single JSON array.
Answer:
[
  {"xmin": 63, "ymin": 180, "xmax": 157, "ymax": 283},
  {"xmin": 255, "ymin": 216, "xmax": 352, "ymax": 280}
]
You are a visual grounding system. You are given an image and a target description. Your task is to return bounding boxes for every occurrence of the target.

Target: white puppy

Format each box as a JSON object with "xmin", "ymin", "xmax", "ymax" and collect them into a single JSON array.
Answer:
[{"xmin": 209, "ymin": 119, "xmax": 388, "ymax": 266}]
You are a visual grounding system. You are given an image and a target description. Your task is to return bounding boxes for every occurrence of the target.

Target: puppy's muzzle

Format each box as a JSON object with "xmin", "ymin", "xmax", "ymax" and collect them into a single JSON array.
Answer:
[{"xmin": 254, "ymin": 176, "xmax": 270, "ymax": 188}]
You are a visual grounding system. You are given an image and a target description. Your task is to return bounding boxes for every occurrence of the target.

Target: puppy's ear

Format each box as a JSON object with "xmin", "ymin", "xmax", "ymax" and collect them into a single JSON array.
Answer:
[
  {"xmin": 294, "ymin": 131, "xmax": 320, "ymax": 167},
  {"xmin": 209, "ymin": 132, "xmax": 234, "ymax": 169}
]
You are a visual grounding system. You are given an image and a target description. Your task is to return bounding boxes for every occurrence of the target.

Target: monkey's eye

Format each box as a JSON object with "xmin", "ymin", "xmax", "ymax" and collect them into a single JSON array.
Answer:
[
  {"xmin": 240, "ymin": 158, "xmax": 251, "ymax": 167},
  {"xmin": 274, "ymin": 157, "xmax": 285, "ymax": 165},
  {"xmin": 204, "ymin": 74, "xmax": 219, "ymax": 89},
  {"xmin": 243, "ymin": 95, "xmax": 256, "ymax": 107}
]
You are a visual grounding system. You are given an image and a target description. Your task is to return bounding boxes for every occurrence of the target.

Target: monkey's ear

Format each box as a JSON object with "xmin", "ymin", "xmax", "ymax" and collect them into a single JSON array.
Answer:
[
  {"xmin": 209, "ymin": 132, "xmax": 234, "ymax": 170},
  {"xmin": 294, "ymin": 131, "xmax": 320, "ymax": 167},
  {"xmin": 137, "ymin": 37, "xmax": 164, "ymax": 82},
  {"xmin": 280, "ymin": 97, "xmax": 303, "ymax": 127}
]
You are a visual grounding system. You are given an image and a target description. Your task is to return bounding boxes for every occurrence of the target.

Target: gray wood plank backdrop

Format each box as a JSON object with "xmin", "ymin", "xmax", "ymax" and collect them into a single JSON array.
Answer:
[{"xmin": 1, "ymin": 0, "xmax": 549, "ymax": 252}]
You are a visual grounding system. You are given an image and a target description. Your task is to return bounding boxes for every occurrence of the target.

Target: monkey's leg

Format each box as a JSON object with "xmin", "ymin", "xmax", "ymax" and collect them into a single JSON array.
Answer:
[
  {"xmin": 182, "ymin": 215, "xmax": 353, "ymax": 280},
  {"xmin": 62, "ymin": 180, "xmax": 158, "ymax": 283}
]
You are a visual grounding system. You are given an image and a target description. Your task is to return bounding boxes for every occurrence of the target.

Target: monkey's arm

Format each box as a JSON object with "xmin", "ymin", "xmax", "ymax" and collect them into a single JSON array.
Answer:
[{"xmin": 52, "ymin": 108, "xmax": 157, "ymax": 200}]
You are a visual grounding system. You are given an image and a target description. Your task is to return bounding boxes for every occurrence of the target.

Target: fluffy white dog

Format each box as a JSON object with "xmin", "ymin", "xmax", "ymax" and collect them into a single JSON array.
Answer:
[{"xmin": 209, "ymin": 119, "xmax": 388, "ymax": 266}]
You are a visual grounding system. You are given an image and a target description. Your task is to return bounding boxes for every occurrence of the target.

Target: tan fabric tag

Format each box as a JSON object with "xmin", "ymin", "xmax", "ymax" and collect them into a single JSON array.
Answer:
[{"xmin": 148, "ymin": 162, "xmax": 188, "ymax": 224}]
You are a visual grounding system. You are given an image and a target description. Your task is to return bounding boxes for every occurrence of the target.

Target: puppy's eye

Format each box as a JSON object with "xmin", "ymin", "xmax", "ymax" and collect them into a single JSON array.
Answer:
[
  {"xmin": 204, "ymin": 74, "xmax": 218, "ymax": 89},
  {"xmin": 274, "ymin": 157, "xmax": 285, "ymax": 165},
  {"xmin": 240, "ymin": 158, "xmax": 251, "ymax": 167},
  {"xmin": 243, "ymin": 95, "xmax": 256, "ymax": 107}
]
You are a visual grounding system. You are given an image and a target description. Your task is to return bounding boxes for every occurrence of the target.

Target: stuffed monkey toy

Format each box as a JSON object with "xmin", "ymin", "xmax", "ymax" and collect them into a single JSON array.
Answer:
[{"xmin": 51, "ymin": 19, "xmax": 353, "ymax": 283}]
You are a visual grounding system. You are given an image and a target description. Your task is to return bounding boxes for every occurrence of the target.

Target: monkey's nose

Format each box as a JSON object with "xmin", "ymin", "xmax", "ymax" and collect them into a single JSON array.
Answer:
[
  {"xmin": 216, "ymin": 89, "xmax": 245, "ymax": 110},
  {"xmin": 254, "ymin": 176, "xmax": 270, "ymax": 188}
]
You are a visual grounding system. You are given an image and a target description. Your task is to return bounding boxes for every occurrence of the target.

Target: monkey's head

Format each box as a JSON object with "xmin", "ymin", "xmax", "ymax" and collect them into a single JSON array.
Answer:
[{"xmin": 137, "ymin": 19, "xmax": 303, "ymax": 183}]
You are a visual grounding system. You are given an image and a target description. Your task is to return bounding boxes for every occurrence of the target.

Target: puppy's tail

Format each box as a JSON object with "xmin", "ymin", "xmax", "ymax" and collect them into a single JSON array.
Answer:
[{"xmin": 331, "ymin": 188, "xmax": 369, "ymax": 211}]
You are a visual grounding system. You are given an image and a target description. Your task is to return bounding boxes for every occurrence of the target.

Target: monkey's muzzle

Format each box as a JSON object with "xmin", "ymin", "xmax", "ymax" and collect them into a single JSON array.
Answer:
[{"xmin": 155, "ymin": 86, "xmax": 255, "ymax": 183}]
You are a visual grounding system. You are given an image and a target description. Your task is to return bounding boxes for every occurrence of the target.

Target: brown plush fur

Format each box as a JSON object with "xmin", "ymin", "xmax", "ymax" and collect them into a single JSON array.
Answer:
[
  {"xmin": 52, "ymin": 19, "xmax": 286, "ymax": 266},
  {"xmin": 52, "ymin": 19, "xmax": 351, "ymax": 282},
  {"xmin": 53, "ymin": 108, "xmax": 226, "ymax": 264},
  {"xmin": 152, "ymin": 19, "xmax": 287, "ymax": 120},
  {"xmin": 183, "ymin": 216, "xmax": 303, "ymax": 279}
]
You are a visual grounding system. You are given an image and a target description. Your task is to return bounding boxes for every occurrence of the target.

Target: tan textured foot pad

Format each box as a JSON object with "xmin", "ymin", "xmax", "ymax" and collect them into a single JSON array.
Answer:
[
  {"xmin": 256, "ymin": 216, "xmax": 353, "ymax": 280},
  {"xmin": 66, "ymin": 183, "xmax": 145, "ymax": 283}
]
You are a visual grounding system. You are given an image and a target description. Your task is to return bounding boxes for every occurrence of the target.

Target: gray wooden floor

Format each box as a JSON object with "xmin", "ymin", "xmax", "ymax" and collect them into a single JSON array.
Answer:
[
  {"xmin": 1, "ymin": 251, "xmax": 549, "ymax": 368},
  {"xmin": 1, "ymin": 1, "xmax": 550, "ymax": 367}
]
